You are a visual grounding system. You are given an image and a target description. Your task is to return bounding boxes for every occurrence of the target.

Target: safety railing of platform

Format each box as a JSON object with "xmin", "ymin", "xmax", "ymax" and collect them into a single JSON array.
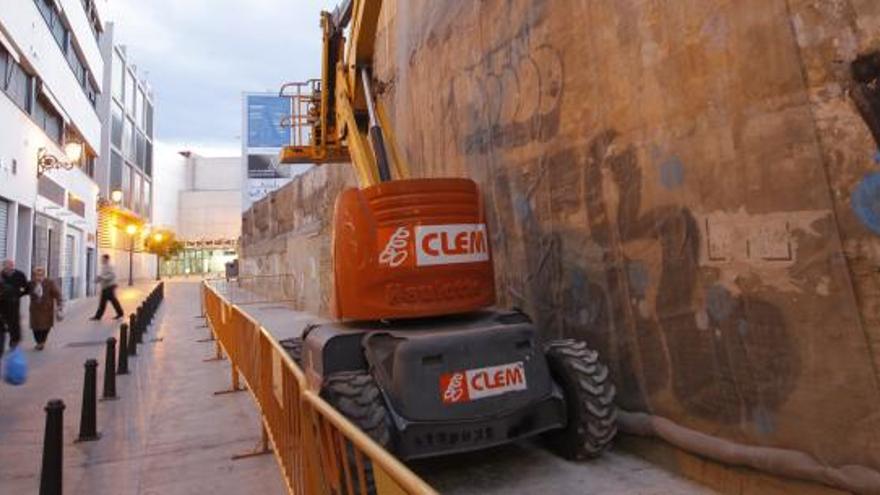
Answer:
[{"xmin": 201, "ymin": 281, "xmax": 437, "ymax": 495}]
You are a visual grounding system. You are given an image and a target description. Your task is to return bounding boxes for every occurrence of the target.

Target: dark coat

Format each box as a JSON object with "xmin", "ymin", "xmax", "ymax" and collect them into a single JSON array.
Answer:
[
  {"xmin": 29, "ymin": 279, "xmax": 62, "ymax": 331},
  {"xmin": 0, "ymin": 269, "xmax": 29, "ymax": 309}
]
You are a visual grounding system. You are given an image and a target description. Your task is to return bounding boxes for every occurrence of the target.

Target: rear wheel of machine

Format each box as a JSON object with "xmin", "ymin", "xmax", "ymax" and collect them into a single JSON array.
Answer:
[
  {"xmin": 279, "ymin": 337, "xmax": 303, "ymax": 367},
  {"xmin": 321, "ymin": 371, "xmax": 393, "ymax": 495},
  {"xmin": 543, "ymin": 339, "xmax": 617, "ymax": 460}
]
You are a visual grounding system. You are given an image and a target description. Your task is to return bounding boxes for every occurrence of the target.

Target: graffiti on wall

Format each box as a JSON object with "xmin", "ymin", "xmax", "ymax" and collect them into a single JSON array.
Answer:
[{"xmin": 490, "ymin": 130, "xmax": 800, "ymax": 427}]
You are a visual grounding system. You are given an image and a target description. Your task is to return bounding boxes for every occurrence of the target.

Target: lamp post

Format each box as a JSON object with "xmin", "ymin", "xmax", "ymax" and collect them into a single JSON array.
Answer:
[
  {"xmin": 125, "ymin": 224, "xmax": 138, "ymax": 286},
  {"xmin": 152, "ymin": 233, "xmax": 164, "ymax": 281}
]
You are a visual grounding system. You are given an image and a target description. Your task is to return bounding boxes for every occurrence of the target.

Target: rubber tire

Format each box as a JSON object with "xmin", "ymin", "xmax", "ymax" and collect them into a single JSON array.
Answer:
[
  {"xmin": 543, "ymin": 339, "xmax": 618, "ymax": 460},
  {"xmin": 279, "ymin": 337, "xmax": 303, "ymax": 367},
  {"xmin": 320, "ymin": 371, "xmax": 393, "ymax": 495}
]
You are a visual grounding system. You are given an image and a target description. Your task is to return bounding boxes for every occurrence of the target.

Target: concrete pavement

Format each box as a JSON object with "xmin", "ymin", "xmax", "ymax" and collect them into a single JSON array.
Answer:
[{"xmin": 0, "ymin": 280, "xmax": 284, "ymax": 494}]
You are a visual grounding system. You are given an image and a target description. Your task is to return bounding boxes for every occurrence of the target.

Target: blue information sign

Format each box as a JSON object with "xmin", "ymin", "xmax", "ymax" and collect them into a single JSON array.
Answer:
[{"xmin": 247, "ymin": 95, "xmax": 291, "ymax": 149}]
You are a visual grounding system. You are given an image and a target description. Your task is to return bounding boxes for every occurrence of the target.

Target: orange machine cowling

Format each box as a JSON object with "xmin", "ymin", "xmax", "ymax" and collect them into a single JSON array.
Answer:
[{"xmin": 332, "ymin": 178, "xmax": 496, "ymax": 321}]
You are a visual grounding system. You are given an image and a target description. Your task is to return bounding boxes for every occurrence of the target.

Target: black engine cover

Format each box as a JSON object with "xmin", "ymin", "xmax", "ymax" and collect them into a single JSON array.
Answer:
[{"xmin": 302, "ymin": 311, "xmax": 567, "ymax": 459}]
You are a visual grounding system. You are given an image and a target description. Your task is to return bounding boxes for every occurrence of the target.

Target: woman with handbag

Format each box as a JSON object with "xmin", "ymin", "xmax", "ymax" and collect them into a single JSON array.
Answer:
[{"xmin": 29, "ymin": 267, "xmax": 63, "ymax": 351}]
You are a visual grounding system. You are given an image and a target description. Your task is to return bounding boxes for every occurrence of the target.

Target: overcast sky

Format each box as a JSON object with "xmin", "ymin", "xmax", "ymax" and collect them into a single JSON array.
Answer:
[{"xmin": 105, "ymin": 0, "xmax": 337, "ymax": 156}]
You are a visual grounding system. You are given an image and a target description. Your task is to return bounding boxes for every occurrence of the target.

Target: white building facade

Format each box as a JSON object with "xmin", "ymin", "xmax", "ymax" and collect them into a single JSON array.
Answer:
[
  {"xmin": 167, "ymin": 152, "xmax": 241, "ymax": 277},
  {"xmin": 0, "ymin": 0, "xmax": 106, "ymax": 300}
]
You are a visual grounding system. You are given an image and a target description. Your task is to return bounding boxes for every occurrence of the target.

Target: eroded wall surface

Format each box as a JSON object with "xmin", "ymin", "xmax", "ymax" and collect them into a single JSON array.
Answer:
[{"xmin": 243, "ymin": 0, "xmax": 880, "ymax": 491}]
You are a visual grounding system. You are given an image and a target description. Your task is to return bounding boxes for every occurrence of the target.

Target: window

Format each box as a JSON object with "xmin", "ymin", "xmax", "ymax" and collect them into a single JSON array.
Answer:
[
  {"xmin": 145, "ymin": 141, "xmax": 153, "ymax": 177},
  {"xmin": 129, "ymin": 118, "xmax": 138, "ymax": 161},
  {"xmin": 50, "ymin": 17, "xmax": 67, "ymax": 50},
  {"xmin": 67, "ymin": 193, "xmax": 86, "ymax": 217},
  {"xmin": 0, "ymin": 49, "xmax": 7, "ymax": 87},
  {"xmin": 143, "ymin": 181, "xmax": 152, "ymax": 218},
  {"xmin": 82, "ymin": 153, "xmax": 95, "ymax": 178},
  {"xmin": 122, "ymin": 118, "xmax": 133, "ymax": 160},
  {"xmin": 32, "ymin": 0, "xmax": 99, "ymax": 109},
  {"xmin": 67, "ymin": 43, "xmax": 85, "ymax": 85},
  {"xmin": 122, "ymin": 164, "xmax": 131, "ymax": 209},
  {"xmin": 135, "ymin": 88, "xmax": 144, "ymax": 126},
  {"xmin": 132, "ymin": 172, "xmax": 141, "ymax": 215},
  {"xmin": 4, "ymin": 59, "xmax": 33, "ymax": 113},
  {"xmin": 86, "ymin": 77, "xmax": 97, "ymax": 107},
  {"xmin": 111, "ymin": 103, "xmax": 123, "ymax": 148},
  {"xmin": 35, "ymin": 0, "xmax": 54, "ymax": 27},
  {"xmin": 146, "ymin": 102, "xmax": 154, "ymax": 136},
  {"xmin": 124, "ymin": 70, "xmax": 136, "ymax": 114},
  {"xmin": 112, "ymin": 51, "xmax": 124, "ymax": 101},
  {"xmin": 110, "ymin": 151, "xmax": 123, "ymax": 190},
  {"xmin": 34, "ymin": 95, "xmax": 62, "ymax": 144},
  {"xmin": 136, "ymin": 131, "xmax": 146, "ymax": 168}
]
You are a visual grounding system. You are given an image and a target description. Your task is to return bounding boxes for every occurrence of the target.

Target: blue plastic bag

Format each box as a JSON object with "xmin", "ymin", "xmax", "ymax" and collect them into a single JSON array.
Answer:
[{"xmin": 3, "ymin": 347, "xmax": 28, "ymax": 385}]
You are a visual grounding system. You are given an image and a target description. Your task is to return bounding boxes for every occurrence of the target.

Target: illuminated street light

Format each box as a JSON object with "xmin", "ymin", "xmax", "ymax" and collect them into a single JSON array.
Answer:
[
  {"xmin": 63, "ymin": 142, "xmax": 84, "ymax": 162},
  {"xmin": 125, "ymin": 224, "xmax": 138, "ymax": 286},
  {"xmin": 153, "ymin": 233, "xmax": 164, "ymax": 243},
  {"xmin": 111, "ymin": 189, "xmax": 123, "ymax": 203}
]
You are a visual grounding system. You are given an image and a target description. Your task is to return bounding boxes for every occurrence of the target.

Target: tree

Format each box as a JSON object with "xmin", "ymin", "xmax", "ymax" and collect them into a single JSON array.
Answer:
[{"xmin": 143, "ymin": 229, "xmax": 184, "ymax": 280}]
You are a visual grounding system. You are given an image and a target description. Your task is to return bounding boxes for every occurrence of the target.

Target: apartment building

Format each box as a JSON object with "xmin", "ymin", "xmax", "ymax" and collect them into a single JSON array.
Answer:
[{"xmin": 0, "ymin": 0, "xmax": 106, "ymax": 299}]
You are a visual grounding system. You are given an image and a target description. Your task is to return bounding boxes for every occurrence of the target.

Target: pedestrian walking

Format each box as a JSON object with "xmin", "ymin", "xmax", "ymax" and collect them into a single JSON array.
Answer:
[
  {"xmin": 28, "ymin": 267, "xmax": 63, "ymax": 350},
  {"xmin": 91, "ymin": 255, "xmax": 124, "ymax": 321},
  {"xmin": 0, "ymin": 259, "xmax": 29, "ymax": 358}
]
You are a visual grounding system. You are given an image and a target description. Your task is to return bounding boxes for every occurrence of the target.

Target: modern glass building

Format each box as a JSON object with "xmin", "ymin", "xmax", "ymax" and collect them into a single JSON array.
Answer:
[{"xmin": 96, "ymin": 22, "xmax": 156, "ymax": 282}]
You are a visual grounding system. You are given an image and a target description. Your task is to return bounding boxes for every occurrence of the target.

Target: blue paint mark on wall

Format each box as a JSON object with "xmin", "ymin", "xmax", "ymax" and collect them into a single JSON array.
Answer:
[
  {"xmin": 659, "ymin": 156, "xmax": 685, "ymax": 189},
  {"xmin": 851, "ymin": 172, "xmax": 880, "ymax": 235},
  {"xmin": 753, "ymin": 406, "xmax": 776, "ymax": 436},
  {"xmin": 706, "ymin": 284, "xmax": 734, "ymax": 322}
]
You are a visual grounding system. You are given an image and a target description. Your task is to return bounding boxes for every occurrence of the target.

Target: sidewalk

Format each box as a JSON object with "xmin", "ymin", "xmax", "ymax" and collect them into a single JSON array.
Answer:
[{"xmin": 0, "ymin": 280, "xmax": 284, "ymax": 494}]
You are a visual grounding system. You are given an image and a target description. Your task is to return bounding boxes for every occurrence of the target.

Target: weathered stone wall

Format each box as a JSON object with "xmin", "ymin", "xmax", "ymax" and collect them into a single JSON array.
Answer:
[
  {"xmin": 242, "ymin": 0, "xmax": 880, "ymax": 491},
  {"xmin": 240, "ymin": 164, "xmax": 357, "ymax": 314}
]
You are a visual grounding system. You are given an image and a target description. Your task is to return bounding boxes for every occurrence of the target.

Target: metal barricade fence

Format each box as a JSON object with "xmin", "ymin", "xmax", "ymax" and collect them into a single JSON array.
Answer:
[
  {"xmin": 207, "ymin": 275, "xmax": 299, "ymax": 306},
  {"xmin": 201, "ymin": 281, "xmax": 437, "ymax": 495}
]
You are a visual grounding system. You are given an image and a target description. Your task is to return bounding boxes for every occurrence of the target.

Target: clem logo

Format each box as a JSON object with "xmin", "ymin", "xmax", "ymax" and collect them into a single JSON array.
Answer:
[
  {"xmin": 377, "ymin": 223, "xmax": 490, "ymax": 268},
  {"xmin": 416, "ymin": 224, "xmax": 489, "ymax": 266},
  {"xmin": 378, "ymin": 226, "xmax": 411, "ymax": 267},
  {"xmin": 439, "ymin": 362, "xmax": 527, "ymax": 404}
]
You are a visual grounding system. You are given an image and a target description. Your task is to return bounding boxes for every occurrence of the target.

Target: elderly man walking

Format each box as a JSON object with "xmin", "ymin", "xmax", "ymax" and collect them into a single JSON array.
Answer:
[{"xmin": 0, "ymin": 259, "xmax": 29, "ymax": 358}]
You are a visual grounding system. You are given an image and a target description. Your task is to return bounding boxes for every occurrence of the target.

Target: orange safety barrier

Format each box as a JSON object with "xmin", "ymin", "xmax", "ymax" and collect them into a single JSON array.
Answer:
[{"xmin": 201, "ymin": 281, "xmax": 437, "ymax": 495}]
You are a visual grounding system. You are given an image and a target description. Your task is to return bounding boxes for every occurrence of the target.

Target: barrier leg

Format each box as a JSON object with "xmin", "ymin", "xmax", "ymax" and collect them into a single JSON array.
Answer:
[
  {"xmin": 203, "ymin": 340, "xmax": 224, "ymax": 362},
  {"xmin": 231, "ymin": 425, "xmax": 272, "ymax": 460},
  {"xmin": 214, "ymin": 365, "xmax": 244, "ymax": 395}
]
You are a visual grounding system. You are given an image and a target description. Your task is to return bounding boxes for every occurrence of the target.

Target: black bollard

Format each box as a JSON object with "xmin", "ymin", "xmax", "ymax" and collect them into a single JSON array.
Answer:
[
  {"xmin": 76, "ymin": 360, "xmax": 100, "ymax": 442},
  {"xmin": 128, "ymin": 316, "xmax": 138, "ymax": 356},
  {"xmin": 102, "ymin": 338, "xmax": 118, "ymax": 400},
  {"xmin": 40, "ymin": 399, "xmax": 65, "ymax": 495},
  {"xmin": 117, "ymin": 324, "xmax": 129, "ymax": 374},
  {"xmin": 130, "ymin": 313, "xmax": 141, "ymax": 348}
]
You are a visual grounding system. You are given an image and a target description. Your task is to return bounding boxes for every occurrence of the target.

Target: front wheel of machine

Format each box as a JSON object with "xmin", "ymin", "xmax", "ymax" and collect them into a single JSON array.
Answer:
[
  {"xmin": 543, "ymin": 339, "xmax": 618, "ymax": 460},
  {"xmin": 321, "ymin": 371, "xmax": 393, "ymax": 495}
]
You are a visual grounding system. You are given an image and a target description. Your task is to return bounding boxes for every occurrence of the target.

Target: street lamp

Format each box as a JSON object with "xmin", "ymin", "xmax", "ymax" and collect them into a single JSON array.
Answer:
[
  {"xmin": 37, "ymin": 142, "xmax": 83, "ymax": 176},
  {"xmin": 125, "ymin": 224, "xmax": 138, "ymax": 286},
  {"xmin": 153, "ymin": 232, "xmax": 165, "ymax": 281},
  {"xmin": 110, "ymin": 189, "xmax": 123, "ymax": 203}
]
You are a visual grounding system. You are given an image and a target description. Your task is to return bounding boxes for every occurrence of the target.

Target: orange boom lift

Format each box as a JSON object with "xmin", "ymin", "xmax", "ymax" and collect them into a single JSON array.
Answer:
[{"xmin": 278, "ymin": 0, "xmax": 617, "ymax": 477}]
